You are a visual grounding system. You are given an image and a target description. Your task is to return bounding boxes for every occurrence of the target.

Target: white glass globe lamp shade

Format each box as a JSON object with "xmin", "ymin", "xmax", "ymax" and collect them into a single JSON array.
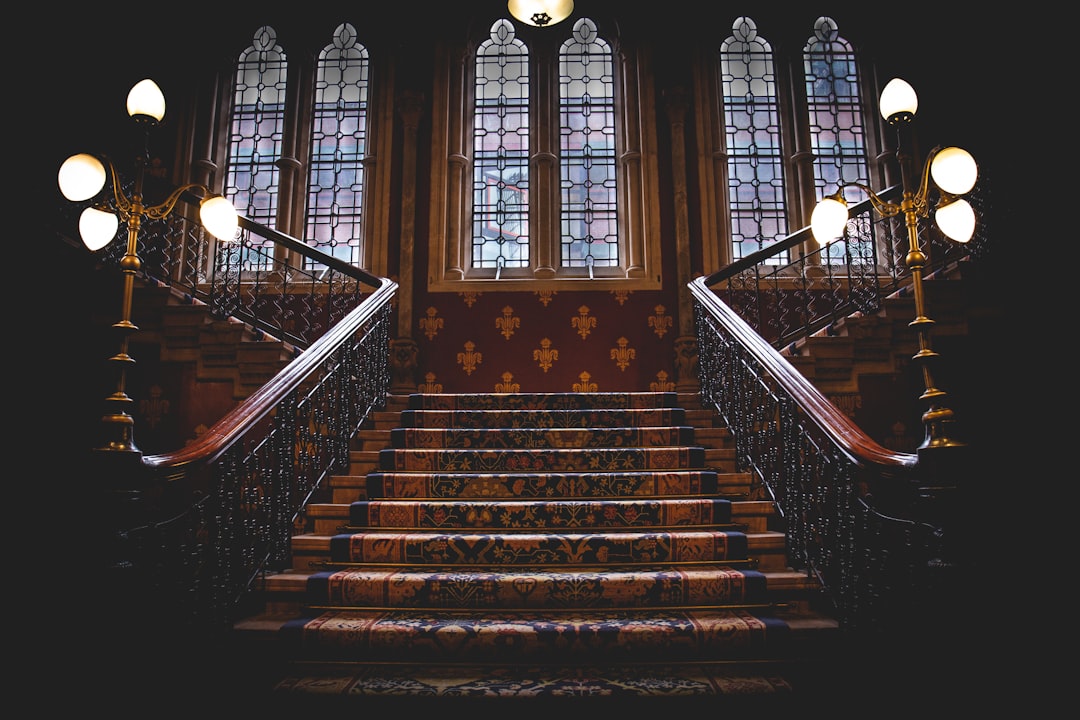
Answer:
[
  {"xmin": 127, "ymin": 79, "xmax": 166, "ymax": 123},
  {"xmin": 79, "ymin": 207, "xmax": 120, "ymax": 251},
  {"xmin": 200, "ymin": 196, "xmax": 239, "ymax": 242},
  {"xmin": 58, "ymin": 153, "xmax": 107, "ymax": 202},
  {"xmin": 879, "ymin": 78, "xmax": 918, "ymax": 123},
  {"xmin": 810, "ymin": 196, "xmax": 850, "ymax": 243},
  {"xmin": 935, "ymin": 198, "xmax": 975, "ymax": 243},
  {"xmin": 930, "ymin": 146, "xmax": 978, "ymax": 196}
]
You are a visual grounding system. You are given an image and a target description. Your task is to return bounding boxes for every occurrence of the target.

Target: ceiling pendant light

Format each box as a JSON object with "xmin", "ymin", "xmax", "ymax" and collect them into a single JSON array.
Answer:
[{"xmin": 507, "ymin": 0, "xmax": 574, "ymax": 27}]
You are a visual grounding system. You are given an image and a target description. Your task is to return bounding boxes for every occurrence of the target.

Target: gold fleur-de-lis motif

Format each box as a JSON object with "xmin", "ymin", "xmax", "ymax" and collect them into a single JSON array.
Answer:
[
  {"xmin": 830, "ymin": 392, "xmax": 861, "ymax": 419},
  {"xmin": 572, "ymin": 371, "xmax": 598, "ymax": 393},
  {"xmin": 495, "ymin": 372, "xmax": 520, "ymax": 393},
  {"xmin": 140, "ymin": 384, "xmax": 170, "ymax": 429},
  {"xmin": 459, "ymin": 291, "xmax": 481, "ymax": 308},
  {"xmin": 533, "ymin": 337, "xmax": 558, "ymax": 372},
  {"xmin": 535, "ymin": 290, "xmax": 556, "ymax": 306},
  {"xmin": 650, "ymin": 370, "xmax": 675, "ymax": 392},
  {"xmin": 572, "ymin": 305, "xmax": 596, "ymax": 340},
  {"xmin": 457, "ymin": 341, "xmax": 482, "ymax": 375},
  {"xmin": 419, "ymin": 306, "xmax": 444, "ymax": 340},
  {"xmin": 610, "ymin": 336, "xmax": 635, "ymax": 371},
  {"xmin": 496, "ymin": 305, "xmax": 520, "ymax": 340},
  {"xmin": 612, "ymin": 290, "xmax": 631, "ymax": 306},
  {"xmin": 648, "ymin": 304, "xmax": 673, "ymax": 338},
  {"xmin": 418, "ymin": 372, "xmax": 443, "ymax": 394}
]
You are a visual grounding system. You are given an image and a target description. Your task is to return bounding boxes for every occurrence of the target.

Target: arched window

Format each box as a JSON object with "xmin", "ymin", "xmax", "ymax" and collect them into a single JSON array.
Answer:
[
  {"xmin": 307, "ymin": 22, "xmax": 369, "ymax": 267},
  {"xmin": 220, "ymin": 23, "xmax": 388, "ymax": 275},
  {"xmin": 224, "ymin": 25, "xmax": 287, "ymax": 271},
  {"xmin": 472, "ymin": 19, "xmax": 531, "ymax": 273},
  {"xmin": 429, "ymin": 13, "xmax": 662, "ymax": 291},
  {"xmin": 804, "ymin": 17, "xmax": 869, "ymax": 261},
  {"xmin": 558, "ymin": 18, "xmax": 618, "ymax": 273},
  {"xmin": 695, "ymin": 15, "xmax": 876, "ymax": 268},
  {"xmin": 719, "ymin": 17, "xmax": 788, "ymax": 262}
]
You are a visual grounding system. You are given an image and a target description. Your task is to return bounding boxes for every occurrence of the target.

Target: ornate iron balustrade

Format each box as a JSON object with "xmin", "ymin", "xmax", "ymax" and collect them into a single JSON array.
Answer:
[
  {"xmin": 689, "ymin": 180, "xmax": 992, "ymax": 629},
  {"xmin": 703, "ymin": 182, "xmax": 992, "ymax": 350},
  {"xmin": 61, "ymin": 195, "xmax": 397, "ymax": 629}
]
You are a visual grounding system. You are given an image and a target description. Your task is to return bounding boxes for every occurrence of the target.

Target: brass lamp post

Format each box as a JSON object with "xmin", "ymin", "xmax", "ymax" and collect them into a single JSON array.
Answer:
[
  {"xmin": 810, "ymin": 77, "xmax": 979, "ymax": 457},
  {"xmin": 59, "ymin": 78, "xmax": 238, "ymax": 458}
]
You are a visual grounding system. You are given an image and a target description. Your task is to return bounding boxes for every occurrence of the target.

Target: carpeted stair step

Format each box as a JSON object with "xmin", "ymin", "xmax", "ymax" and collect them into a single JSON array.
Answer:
[
  {"xmin": 389, "ymin": 426, "xmax": 697, "ymax": 449},
  {"xmin": 327, "ymin": 529, "xmax": 748, "ymax": 566},
  {"xmin": 271, "ymin": 661, "xmax": 799, "ymax": 700},
  {"xmin": 365, "ymin": 470, "xmax": 720, "ymax": 498},
  {"xmin": 278, "ymin": 607, "xmax": 790, "ymax": 663},
  {"xmin": 400, "ymin": 407, "xmax": 687, "ymax": 429},
  {"xmin": 290, "ymin": 530, "xmax": 787, "ymax": 571},
  {"xmin": 305, "ymin": 496, "xmax": 773, "ymax": 535},
  {"xmin": 409, "ymin": 392, "xmax": 681, "ymax": 411},
  {"xmin": 378, "ymin": 446, "xmax": 706, "ymax": 472},
  {"xmin": 243, "ymin": 391, "xmax": 840, "ymax": 703},
  {"xmin": 303, "ymin": 564, "xmax": 771, "ymax": 608},
  {"xmin": 346, "ymin": 497, "xmax": 735, "ymax": 529}
]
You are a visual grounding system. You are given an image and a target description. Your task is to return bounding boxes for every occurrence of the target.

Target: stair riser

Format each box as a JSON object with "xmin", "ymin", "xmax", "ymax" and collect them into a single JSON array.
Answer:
[
  {"xmin": 347, "ymin": 498, "xmax": 733, "ymax": 529},
  {"xmin": 378, "ymin": 447, "xmax": 706, "ymax": 472},
  {"xmin": 328, "ymin": 530, "xmax": 749, "ymax": 565},
  {"xmin": 400, "ymin": 408, "xmax": 688, "ymax": 428},
  {"xmin": 390, "ymin": 426, "xmax": 697, "ymax": 449},
  {"xmin": 365, "ymin": 470, "xmax": 719, "ymax": 499}
]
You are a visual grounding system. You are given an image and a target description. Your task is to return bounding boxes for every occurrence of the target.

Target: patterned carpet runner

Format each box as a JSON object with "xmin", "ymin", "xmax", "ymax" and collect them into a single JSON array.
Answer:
[{"xmin": 277, "ymin": 392, "xmax": 797, "ymax": 697}]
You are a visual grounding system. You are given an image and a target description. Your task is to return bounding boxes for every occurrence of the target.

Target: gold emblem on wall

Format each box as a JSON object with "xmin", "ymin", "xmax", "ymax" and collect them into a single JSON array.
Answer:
[
  {"xmin": 572, "ymin": 305, "xmax": 596, "ymax": 340},
  {"xmin": 496, "ymin": 305, "xmax": 520, "ymax": 340},
  {"xmin": 420, "ymin": 306, "xmax": 444, "ymax": 340},
  {"xmin": 459, "ymin": 291, "xmax": 481, "ymax": 308},
  {"xmin": 610, "ymin": 337, "xmax": 636, "ymax": 371},
  {"xmin": 495, "ymin": 372, "xmax": 520, "ymax": 393},
  {"xmin": 535, "ymin": 290, "xmax": 556, "ymax": 306},
  {"xmin": 828, "ymin": 393, "xmax": 862, "ymax": 419},
  {"xmin": 533, "ymin": 337, "xmax": 559, "ymax": 372},
  {"xmin": 649, "ymin": 304, "xmax": 673, "ymax": 338},
  {"xmin": 457, "ymin": 340, "xmax": 483, "ymax": 375},
  {"xmin": 573, "ymin": 371, "xmax": 598, "ymax": 393},
  {"xmin": 650, "ymin": 370, "xmax": 676, "ymax": 392},
  {"xmin": 418, "ymin": 372, "xmax": 443, "ymax": 394},
  {"xmin": 140, "ymin": 384, "xmax": 170, "ymax": 429},
  {"xmin": 612, "ymin": 290, "xmax": 631, "ymax": 305}
]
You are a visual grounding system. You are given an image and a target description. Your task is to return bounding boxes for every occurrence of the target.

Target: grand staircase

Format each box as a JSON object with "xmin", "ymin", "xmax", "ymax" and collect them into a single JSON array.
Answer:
[{"xmin": 231, "ymin": 390, "xmax": 847, "ymax": 709}]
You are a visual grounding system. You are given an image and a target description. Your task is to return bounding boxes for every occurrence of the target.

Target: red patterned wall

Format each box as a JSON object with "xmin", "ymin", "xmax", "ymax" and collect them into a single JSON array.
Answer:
[{"xmin": 405, "ymin": 286, "xmax": 686, "ymax": 394}]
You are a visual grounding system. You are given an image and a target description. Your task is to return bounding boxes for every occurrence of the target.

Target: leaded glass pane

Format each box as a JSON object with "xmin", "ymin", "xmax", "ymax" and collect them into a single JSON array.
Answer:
[
  {"xmin": 307, "ymin": 23, "xmax": 369, "ymax": 268},
  {"xmin": 559, "ymin": 17, "xmax": 617, "ymax": 269},
  {"xmin": 804, "ymin": 17, "xmax": 869, "ymax": 262},
  {"xmin": 225, "ymin": 26, "xmax": 287, "ymax": 272},
  {"xmin": 720, "ymin": 17, "xmax": 788, "ymax": 262},
  {"xmin": 472, "ymin": 19, "xmax": 530, "ymax": 271}
]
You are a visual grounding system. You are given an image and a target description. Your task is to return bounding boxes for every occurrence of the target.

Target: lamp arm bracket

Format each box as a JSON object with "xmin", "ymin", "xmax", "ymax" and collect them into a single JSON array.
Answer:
[
  {"xmin": 102, "ymin": 158, "xmax": 136, "ymax": 215},
  {"xmin": 143, "ymin": 183, "xmax": 215, "ymax": 222},
  {"xmin": 909, "ymin": 146, "xmax": 946, "ymax": 216},
  {"xmin": 834, "ymin": 182, "xmax": 900, "ymax": 218}
]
